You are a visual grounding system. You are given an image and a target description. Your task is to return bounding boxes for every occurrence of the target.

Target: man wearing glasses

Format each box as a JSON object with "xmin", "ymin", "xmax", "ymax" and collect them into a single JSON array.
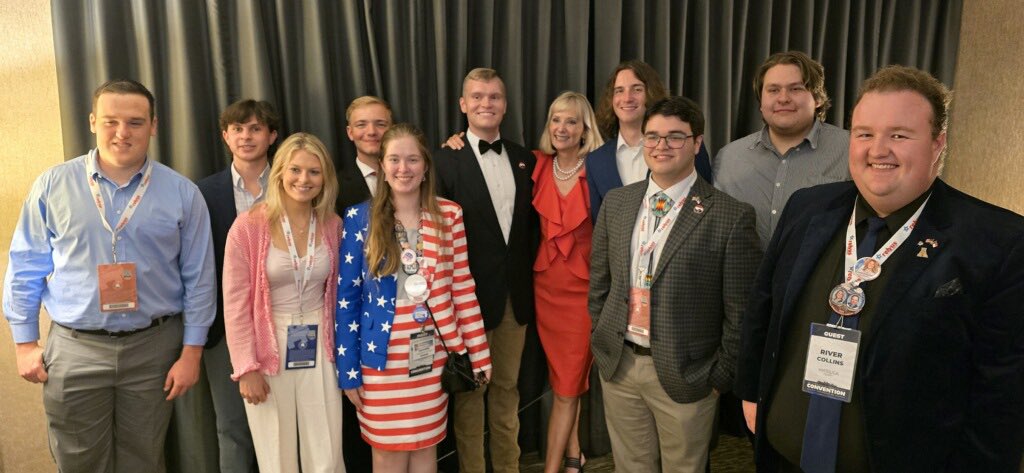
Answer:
[{"xmin": 589, "ymin": 96, "xmax": 761, "ymax": 472}]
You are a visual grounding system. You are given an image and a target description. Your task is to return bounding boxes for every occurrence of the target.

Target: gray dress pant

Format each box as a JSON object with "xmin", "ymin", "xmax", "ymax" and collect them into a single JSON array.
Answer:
[{"xmin": 42, "ymin": 317, "xmax": 182, "ymax": 473}]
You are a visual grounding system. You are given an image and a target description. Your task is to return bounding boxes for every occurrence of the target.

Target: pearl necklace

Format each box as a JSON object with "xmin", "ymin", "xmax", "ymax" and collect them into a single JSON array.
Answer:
[{"xmin": 552, "ymin": 155, "xmax": 585, "ymax": 181}]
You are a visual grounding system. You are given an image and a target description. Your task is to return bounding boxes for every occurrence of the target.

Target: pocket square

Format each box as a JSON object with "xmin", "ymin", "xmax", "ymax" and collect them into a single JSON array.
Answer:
[{"xmin": 934, "ymin": 278, "xmax": 963, "ymax": 297}]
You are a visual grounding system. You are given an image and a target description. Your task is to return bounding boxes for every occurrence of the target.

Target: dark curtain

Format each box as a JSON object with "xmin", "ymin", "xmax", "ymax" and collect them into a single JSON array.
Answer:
[{"xmin": 50, "ymin": 0, "xmax": 961, "ymax": 468}]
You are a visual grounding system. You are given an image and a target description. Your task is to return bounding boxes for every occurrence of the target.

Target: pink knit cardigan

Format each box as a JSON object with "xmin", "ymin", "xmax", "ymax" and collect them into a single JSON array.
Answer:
[{"xmin": 223, "ymin": 206, "xmax": 341, "ymax": 380}]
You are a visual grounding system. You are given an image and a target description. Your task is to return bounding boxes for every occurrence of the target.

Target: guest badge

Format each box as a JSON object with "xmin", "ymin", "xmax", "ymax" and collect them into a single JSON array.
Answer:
[
  {"xmin": 98, "ymin": 262, "xmax": 138, "ymax": 312},
  {"xmin": 409, "ymin": 329, "xmax": 435, "ymax": 377},
  {"xmin": 285, "ymin": 324, "xmax": 318, "ymax": 369},
  {"xmin": 802, "ymin": 323, "xmax": 861, "ymax": 402}
]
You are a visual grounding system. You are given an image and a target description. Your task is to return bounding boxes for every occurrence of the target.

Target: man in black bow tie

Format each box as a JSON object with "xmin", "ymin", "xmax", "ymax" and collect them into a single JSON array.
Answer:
[{"xmin": 435, "ymin": 68, "xmax": 539, "ymax": 473}]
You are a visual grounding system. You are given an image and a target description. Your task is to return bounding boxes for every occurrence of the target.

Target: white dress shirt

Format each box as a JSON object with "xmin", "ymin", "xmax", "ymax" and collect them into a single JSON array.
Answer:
[
  {"xmin": 355, "ymin": 158, "xmax": 378, "ymax": 197},
  {"xmin": 626, "ymin": 172, "xmax": 697, "ymax": 346},
  {"xmin": 466, "ymin": 130, "xmax": 515, "ymax": 243},
  {"xmin": 615, "ymin": 133, "xmax": 648, "ymax": 186},
  {"xmin": 231, "ymin": 162, "xmax": 270, "ymax": 215}
]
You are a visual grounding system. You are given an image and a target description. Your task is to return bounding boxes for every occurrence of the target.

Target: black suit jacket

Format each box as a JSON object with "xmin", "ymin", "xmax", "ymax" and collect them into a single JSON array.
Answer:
[
  {"xmin": 434, "ymin": 141, "xmax": 538, "ymax": 329},
  {"xmin": 336, "ymin": 156, "xmax": 373, "ymax": 214},
  {"xmin": 735, "ymin": 179, "xmax": 1024, "ymax": 472},
  {"xmin": 196, "ymin": 169, "xmax": 237, "ymax": 348}
]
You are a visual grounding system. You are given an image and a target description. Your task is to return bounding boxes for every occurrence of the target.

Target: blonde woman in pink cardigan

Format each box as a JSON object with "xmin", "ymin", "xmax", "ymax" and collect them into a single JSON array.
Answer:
[{"xmin": 223, "ymin": 132, "xmax": 346, "ymax": 473}]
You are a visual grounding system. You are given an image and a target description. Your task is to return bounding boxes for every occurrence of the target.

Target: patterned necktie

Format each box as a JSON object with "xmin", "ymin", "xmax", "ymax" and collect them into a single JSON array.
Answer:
[
  {"xmin": 478, "ymin": 138, "xmax": 503, "ymax": 155},
  {"xmin": 799, "ymin": 216, "xmax": 887, "ymax": 473}
]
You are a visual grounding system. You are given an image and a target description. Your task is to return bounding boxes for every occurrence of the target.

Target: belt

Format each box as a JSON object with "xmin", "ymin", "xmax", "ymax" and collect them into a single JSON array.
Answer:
[
  {"xmin": 56, "ymin": 313, "xmax": 179, "ymax": 338},
  {"xmin": 624, "ymin": 339, "xmax": 652, "ymax": 356}
]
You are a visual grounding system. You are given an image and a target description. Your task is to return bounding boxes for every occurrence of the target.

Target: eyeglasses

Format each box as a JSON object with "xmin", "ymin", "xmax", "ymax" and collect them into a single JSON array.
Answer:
[{"xmin": 642, "ymin": 132, "xmax": 694, "ymax": 149}]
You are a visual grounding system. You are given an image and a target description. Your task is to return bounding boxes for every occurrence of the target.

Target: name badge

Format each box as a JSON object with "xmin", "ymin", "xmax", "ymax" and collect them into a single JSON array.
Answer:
[
  {"xmin": 802, "ymin": 323, "xmax": 861, "ymax": 402},
  {"xmin": 285, "ymin": 324, "xmax": 318, "ymax": 370},
  {"xmin": 409, "ymin": 329, "xmax": 435, "ymax": 377},
  {"xmin": 627, "ymin": 287, "xmax": 651, "ymax": 338},
  {"xmin": 98, "ymin": 262, "xmax": 138, "ymax": 312}
]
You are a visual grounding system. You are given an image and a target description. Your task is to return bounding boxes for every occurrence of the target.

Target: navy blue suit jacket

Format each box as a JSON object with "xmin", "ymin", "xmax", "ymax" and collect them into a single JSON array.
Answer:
[
  {"xmin": 735, "ymin": 179, "xmax": 1024, "ymax": 472},
  {"xmin": 196, "ymin": 169, "xmax": 237, "ymax": 348},
  {"xmin": 585, "ymin": 138, "xmax": 712, "ymax": 222}
]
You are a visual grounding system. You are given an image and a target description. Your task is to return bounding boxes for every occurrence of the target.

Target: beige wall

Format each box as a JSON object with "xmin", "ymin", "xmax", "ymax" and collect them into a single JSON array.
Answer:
[
  {"xmin": 0, "ymin": 0, "xmax": 62, "ymax": 471},
  {"xmin": 946, "ymin": 1, "xmax": 1024, "ymax": 213}
]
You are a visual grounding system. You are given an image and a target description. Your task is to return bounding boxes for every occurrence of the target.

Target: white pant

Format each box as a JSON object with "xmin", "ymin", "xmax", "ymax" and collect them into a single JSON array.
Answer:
[{"xmin": 245, "ymin": 309, "xmax": 345, "ymax": 473}]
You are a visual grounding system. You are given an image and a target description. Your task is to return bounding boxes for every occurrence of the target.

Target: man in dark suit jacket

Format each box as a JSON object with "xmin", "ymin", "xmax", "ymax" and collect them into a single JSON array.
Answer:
[
  {"xmin": 735, "ymin": 66, "xmax": 1024, "ymax": 473},
  {"xmin": 175, "ymin": 99, "xmax": 279, "ymax": 473},
  {"xmin": 333, "ymin": 95, "xmax": 392, "ymax": 473},
  {"xmin": 435, "ymin": 67, "xmax": 538, "ymax": 473},
  {"xmin": 589, "ymin": 96, "xmax": 761, "ymax": 472},
  {"xmin": 335, "ymin": 96, "xmax": 392, "ymax": 214},
  {"xmin": 587, "ymin": 59, "xmax": 712, "ymax": 223}
]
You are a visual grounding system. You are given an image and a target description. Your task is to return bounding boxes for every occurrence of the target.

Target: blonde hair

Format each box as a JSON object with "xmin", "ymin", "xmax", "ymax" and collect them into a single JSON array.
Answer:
[
  {"xmin": 263, "ymin": 132, "xmax": 338, "ymax": 224},
  {"xmin": 365, "ymin": 124, "xmax": 443, "ymax": 277},
  {"xmin": 462, "ymin": 67, "xmax": 506, "ymax": 96},
  {"xmin": 345, "ymin": 96, "xmax": 393, "ymax": 123},
  {"xmin": 538, "ymin": 91, "xmax": 604, "ymax": 157}
]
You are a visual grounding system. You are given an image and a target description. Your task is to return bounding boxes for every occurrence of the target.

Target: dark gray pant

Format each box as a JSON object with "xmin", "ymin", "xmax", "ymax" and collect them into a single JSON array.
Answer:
[
  {"xmin": 43, "ymin": 317, "xmax": 182, "ymax": 473},
  {"xmin": 169, "ymin": 337, "xmax": 256, "ymax": 473}
]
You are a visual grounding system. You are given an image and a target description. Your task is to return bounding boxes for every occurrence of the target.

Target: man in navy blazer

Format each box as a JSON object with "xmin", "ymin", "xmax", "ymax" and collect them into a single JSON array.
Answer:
[
  {"xmin": 587, "ymin": 60, "xmax": 711, "ymax": 222},
  {"xmin": 180, "ymin": 99, "xmax": 279, "ymax": 473},
  {"xmin": 736, "ymin": 66, "xmax": 1024, "ymax": 472}
]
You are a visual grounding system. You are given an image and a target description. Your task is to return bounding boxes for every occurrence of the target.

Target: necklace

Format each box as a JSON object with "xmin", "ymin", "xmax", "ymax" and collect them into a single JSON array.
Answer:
[{"xmin": 552, "ymin": 155, "xmax": 585, "ymax": 181}]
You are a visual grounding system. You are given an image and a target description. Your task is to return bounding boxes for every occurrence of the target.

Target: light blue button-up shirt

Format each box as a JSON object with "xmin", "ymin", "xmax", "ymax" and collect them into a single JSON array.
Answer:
[{"xmin": 4, "ymin": 150, "xmax": 216, "ymax": 345}]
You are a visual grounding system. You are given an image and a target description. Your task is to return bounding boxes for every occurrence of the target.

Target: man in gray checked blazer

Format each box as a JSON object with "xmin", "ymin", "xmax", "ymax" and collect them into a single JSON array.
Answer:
[{"xmin": 589, "ymin": 96, "xmax": 762, "ymax": 473}]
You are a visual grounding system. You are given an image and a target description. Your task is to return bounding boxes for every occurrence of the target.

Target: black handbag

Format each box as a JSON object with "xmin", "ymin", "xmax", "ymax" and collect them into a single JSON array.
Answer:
[{"xmin": 428, "ymin": 307, "xmax": 482, "ymax": 393}]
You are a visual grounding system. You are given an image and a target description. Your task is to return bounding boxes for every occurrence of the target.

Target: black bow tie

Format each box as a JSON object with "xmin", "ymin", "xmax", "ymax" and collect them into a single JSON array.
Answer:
[{"xmin": 478, "ymin": 139, "xmax": 503, "ymax": 155}]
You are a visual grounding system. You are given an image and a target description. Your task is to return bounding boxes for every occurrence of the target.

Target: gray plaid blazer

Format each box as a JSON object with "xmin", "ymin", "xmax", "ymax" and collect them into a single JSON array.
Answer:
[{"xmin": 589, "ymin": 177, "xmax": 762, "ymax": 403}]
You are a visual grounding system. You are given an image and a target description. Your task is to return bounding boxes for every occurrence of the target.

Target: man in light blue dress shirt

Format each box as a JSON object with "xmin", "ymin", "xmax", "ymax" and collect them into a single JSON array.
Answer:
[{"xmin": 3, "ymin": 79, "xmax": 215, "ymax": 473}]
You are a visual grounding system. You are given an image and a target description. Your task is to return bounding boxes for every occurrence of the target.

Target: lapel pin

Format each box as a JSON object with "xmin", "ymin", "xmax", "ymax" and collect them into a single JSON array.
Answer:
[
  {"xmin": 917, "ymin": 247, "xmax": 929, "ymax": 258},
  {"xmin": 691, "ymin": 196, "xmax": 704, "ymax": 213},
  {"xmin": 517, "ymin": 162, "xmax": 526, "ymax": 169},
  {"xmin": 924, "ymin": 238, "xmax": 938, "ymax": 248}
]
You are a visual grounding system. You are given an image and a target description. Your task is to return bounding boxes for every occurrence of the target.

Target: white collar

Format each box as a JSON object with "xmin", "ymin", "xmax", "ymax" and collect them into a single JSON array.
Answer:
[
  {"xmin": 354, "ymin": 158, "xmax": 377, "ymax": 178},
  {"xmin": 230, "ymin": 161, "xmax": 269, "ymax": 188},
  {"xmin": 643, "ymin": 171, "xmax": 697, "ymax": 204}
]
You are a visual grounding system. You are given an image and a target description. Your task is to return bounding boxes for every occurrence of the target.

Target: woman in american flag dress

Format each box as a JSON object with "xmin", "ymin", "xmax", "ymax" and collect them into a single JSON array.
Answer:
[{"xmin": 335, "ymin": 123, "xmax": 492, "ymax": 472}]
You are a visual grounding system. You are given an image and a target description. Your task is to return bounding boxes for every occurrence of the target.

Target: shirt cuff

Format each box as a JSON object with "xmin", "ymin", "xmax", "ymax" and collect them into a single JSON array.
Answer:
[
  {"xmin": 182, "ymin": 325, "xmax": 209, "ymax": 346},
  {"xmin": 10, "ymin": 322, "xmax": 40, "ymax": 344}
]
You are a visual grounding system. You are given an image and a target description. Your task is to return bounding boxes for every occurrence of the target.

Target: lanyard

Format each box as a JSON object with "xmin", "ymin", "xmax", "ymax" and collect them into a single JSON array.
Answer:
[
  {"xmin": 842, "ymin": 195, "xmax": 930, "ymax": 285},
  {"xmin": 281, "ymin": 212, "xmax": 317, "ymax": 313},
  {"xmin": 633, "ymin": 193, "xmax": 686, "ymax": 288},
  {"xmin": 85, "ymin": 150, "xmax": 154, "ymax": 262}
]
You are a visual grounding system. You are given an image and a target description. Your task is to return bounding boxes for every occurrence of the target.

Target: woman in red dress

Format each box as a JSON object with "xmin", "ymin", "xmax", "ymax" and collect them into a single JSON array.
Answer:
[
  {"xmin": 442, "ymin": 92, "xmax": 603, "ymax": 472},
  {"xmin": 531, "ymin": 92, "xmax": 603, "ymax": 473}
]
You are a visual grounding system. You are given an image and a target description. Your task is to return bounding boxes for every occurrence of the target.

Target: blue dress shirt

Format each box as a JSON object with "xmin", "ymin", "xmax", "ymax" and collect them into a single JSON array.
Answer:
[{"xmin": 4, "ymin": 150, "xmax": 216, "ymax": 345}]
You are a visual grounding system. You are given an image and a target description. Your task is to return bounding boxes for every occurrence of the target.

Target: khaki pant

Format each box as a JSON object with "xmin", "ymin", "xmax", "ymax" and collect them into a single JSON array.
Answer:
[
  {"xmin": 453, "ymin": 302, "xmax": 526, "ymax": 473},
  {"xmin": 601, "ymin": 349, "xmax": 718, "ymax": 473}
]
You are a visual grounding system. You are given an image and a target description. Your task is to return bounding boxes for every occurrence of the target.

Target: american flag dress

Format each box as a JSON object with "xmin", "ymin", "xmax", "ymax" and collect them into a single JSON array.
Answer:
[{"xmin": 335, "ymin": 198, "xmax": 491, "ymax": 450}]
